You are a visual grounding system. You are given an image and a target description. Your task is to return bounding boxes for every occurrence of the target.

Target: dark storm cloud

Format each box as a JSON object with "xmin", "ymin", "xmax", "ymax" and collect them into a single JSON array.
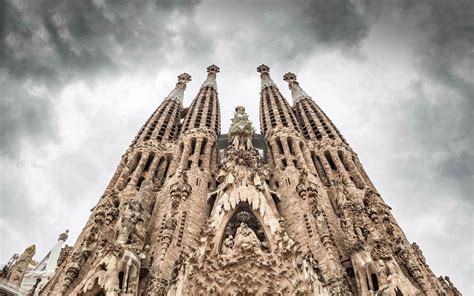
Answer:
[
  {"xmin": 363, "ymin": 0, "xmax": 474, "ymax": 201},
  {"xmin": 0, "ymin": 0, "xmax": 204, "ymax": 159},
  {"xmin": 362, "ymin": 0, "xmax": 474, "ymax": 96}
]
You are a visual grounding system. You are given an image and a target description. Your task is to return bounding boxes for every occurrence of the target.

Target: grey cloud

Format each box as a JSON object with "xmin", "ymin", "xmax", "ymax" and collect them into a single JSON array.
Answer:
[
  {"xmin": 0, "ymin": 0, "xmax": 205, "ymax": 159},
  {"xmin": 362, "ymin": 0, "xmax": 474, "ymax": 97}
]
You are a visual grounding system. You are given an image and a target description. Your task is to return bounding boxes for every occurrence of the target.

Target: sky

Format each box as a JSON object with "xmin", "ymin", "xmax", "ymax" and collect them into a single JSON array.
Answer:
[{"xmin": 0, "ymin": 0, "xmax": 473, "ymax": 293}]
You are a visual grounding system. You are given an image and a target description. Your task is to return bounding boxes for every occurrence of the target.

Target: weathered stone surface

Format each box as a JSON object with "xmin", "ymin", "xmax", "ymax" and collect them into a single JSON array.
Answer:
[{"xmin": 34, "ymin": 65, "xmax": 460, "ymax": 296}]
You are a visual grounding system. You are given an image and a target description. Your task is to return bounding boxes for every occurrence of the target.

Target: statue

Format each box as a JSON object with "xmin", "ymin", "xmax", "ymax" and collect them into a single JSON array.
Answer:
[
  {"xmin": 221, "ymin": 235, "xmax": 234, "ymax": 254},
  {"xmin": 233, "ymin": 223, "xmax": 262, "ymax": 254},
  {"xmin": 228, "ymin": 106, "xmax": 255, "ymax": 150}
]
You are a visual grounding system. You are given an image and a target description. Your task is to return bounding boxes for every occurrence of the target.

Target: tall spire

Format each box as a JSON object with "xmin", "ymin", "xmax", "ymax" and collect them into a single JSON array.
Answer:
[
  {"xmin": 257, "ymin": 64, "xmax": 277, "ymax": 90},
  {"xmin": 283, "ymin": 72, "xmax": 311, "ymax": 104},
  {"xmin": 165, "ymin": 73, "xmax": 192, "ymax": 104},
  {"xmin": 201, "ymin": 64, "xmax": 220, "ymax": 90}
]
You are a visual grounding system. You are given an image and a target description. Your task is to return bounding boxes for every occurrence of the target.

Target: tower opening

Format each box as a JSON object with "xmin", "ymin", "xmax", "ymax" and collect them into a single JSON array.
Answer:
[
  {"xmin": 371, "ymin": 273, "xmax": 379, "ymax": 291},
  {"xmin": 324, "ymin": 151, "xmax": 337, "ymax": 171},
  {"xmin": 118, "ymin": 271, "xmax": 125, "ymax": 290}
]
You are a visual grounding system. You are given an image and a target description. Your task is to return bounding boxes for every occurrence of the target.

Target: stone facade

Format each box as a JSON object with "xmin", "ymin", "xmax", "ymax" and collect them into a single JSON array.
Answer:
[{"xmin": 37, "ymin": 65, "xmax": 460, "ymax": 295}]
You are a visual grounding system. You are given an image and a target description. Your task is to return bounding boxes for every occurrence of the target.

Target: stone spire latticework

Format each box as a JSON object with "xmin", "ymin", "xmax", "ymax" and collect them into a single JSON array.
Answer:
[{"xmin": 37, "ymin": 65, "xmax": 461, "ymax": 296}]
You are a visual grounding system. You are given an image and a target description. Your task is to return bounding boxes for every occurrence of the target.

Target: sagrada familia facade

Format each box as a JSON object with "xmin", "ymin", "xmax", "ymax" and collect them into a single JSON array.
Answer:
[{"xmin": 3, "ymin": 65, "xmax": 461, "ymax": 295}]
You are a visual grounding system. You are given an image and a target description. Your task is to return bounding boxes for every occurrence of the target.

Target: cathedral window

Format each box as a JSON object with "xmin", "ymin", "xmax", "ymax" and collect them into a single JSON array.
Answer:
[
  {"xmin": 118, "ymin": 271, "xmax": 125, "ymax": 290},
  {"xmin": 324, "ymin": 151, "xmax": 337, "ymax": 172},
  {"xmin": 153, "ymin": 157, "xmax": 165, "ymax": 179},
  {"xmin": 143, "ymin": 153, "xmax": 155, "ymax": 172},
  {"xmin": 276, "ymin": 138, "xmax": 284, "ymax": 154},
  {"xmin": 287, "ymin": 138, "xmax": 294, "ymax": 155},
  {"xmin": 338, "ymin": 150, "xmax": 350, "ymax": 172},
  {"xmin": 161, "ymin": 158, "xmax": 171, "ymax": 185},
  {"xmin": 371, "ymin": 273, "xmax": 379, "ymax": 291},
  {"xmin": 200, "ymin": 138, "xmax": 208, "ymax": 155},
  {"xmin": 312, "ymin": 152, "xmax": 330, "ymax": 186},
  {"xmin": 190, "ymin": 138, "xmax": 197, "ymax": 155}
]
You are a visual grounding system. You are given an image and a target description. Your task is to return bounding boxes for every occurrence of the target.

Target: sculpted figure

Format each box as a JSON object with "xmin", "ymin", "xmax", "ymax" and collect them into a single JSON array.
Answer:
[
  {"xmin": 116, "ymin": 200, "xmax": 147, "ymax": 246},
  {"xmin": 221, "ymin": 235, "xmax": 234, "ymax": 254},
  {"xmin": 233, "ymin": 223, "xmax": 261, "ymax": 253}
]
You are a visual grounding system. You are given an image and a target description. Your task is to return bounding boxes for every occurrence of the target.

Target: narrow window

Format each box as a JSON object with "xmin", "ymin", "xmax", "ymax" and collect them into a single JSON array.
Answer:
[
  {"xmin": 276, "ymin": 138, "xmax": 284, "ymax": 154},
  {"xmin": 161, "ymin": 158, "xmax": 171, "ymax": 185},
  {"xmin": 312, "ymin": 152, "xmax": 330, "ymax": 186},
  {"xmin": 324, "ymin": 151, "xmax": 337, "ymax": 171},
  {"xmin": 371, "ymin": 274, "xmax": 379, "ymax": 291},
  {"xmin": 200, "ymin": 138, "xmax": 208, "ymax": 155},
  {"xmin": 190, "ymin": 138, "xmax": 197, "ymax": 155},
  {"xmin": 118, "ymin": 272, "xmax": 124, "ymax": 290},
  {"xmin": 338, "ymin": 150, "xmax": 350, "ymax": 172},
  {"xmin": 143, "ymin": 153, "xmax": 155, "ymax": 172}
]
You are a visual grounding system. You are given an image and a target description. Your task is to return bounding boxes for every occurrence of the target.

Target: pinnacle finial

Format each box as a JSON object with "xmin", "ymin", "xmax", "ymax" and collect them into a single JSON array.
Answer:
[
  {"xmin": 283, "ymin": 72, "xmax": 297, "ymax": 84},
  {"xmin": 207, "ymin": 64, "xmax": 220, "ymax": 74},
  {"xmin": 58, "ymin": 229, "xmax": 69, "ymax": 242},
  {"xmin": 257, "ymin": 64, "xmax": 275, "ymax": 89},
  {"xmin": 202, "ymin": 65, "xmax": 219, "ymax": 90},
  {"xmin": 165, "ymin": 73, "xmax": 190, "ymax": 103},
  {"xmin": 177, "ymin": 73, "xmax": 192, "ymax": 84},
  {"xmin": 257, "ymin": 64, "xmax": 270, "ymax": 74},
  {"xmin": 283, "ymin": 72, "xmax": 311, "ymax": 104}
]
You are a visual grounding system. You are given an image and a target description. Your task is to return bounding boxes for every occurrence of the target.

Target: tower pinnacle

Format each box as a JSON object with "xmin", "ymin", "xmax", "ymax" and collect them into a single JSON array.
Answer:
[
  {"xmin": 201, "ymin": 64, "xmax": 220, "ymax": 90},
  {"xmin": 165, "ymin": 73, "xmax": 191, "ymax": 104},
  {"xmin": 257, "ymin": 64, "xmax": 277, "ymax": 90},
  {"xmin": 283, "ymin": 72, "xmax": 311, "ymax": 104}
]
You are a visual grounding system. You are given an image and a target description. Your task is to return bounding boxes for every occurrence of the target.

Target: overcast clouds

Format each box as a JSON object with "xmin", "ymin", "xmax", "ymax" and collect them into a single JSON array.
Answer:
[{"xmin": 0, "ymin": 0, "xmax": 473, "ymax": 293}]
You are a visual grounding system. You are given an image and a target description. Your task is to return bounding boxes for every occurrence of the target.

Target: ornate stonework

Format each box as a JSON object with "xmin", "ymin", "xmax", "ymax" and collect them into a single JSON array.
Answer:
[{"xmin": 36, "ymin": 65, "xmax": 460, "ymax": 295}]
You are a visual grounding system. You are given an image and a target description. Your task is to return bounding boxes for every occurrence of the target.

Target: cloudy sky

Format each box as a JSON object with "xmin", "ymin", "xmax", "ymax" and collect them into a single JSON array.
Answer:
[{"xmin": 1, "ymin": 0, "xmax": 472, "ymax": 293}]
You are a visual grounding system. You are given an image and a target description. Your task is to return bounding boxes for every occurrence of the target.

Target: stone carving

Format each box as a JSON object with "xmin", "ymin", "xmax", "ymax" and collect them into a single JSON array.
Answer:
[
  {"xmin": 6, "ymin": 245, "xmax": 36, "ymax": 287},
  {"xmin": 36, "ymin": 67, "xmax": 461, "ymax": 295}
]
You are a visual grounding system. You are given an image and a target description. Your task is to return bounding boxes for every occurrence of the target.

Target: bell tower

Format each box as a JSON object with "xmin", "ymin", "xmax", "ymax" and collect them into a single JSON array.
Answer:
[{"xmin": 37, "ymin": 65, "xmax": 461, "ymax": 296}]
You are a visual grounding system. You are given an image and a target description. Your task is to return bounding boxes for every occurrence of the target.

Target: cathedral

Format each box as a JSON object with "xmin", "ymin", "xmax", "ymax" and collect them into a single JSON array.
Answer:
[{"xmin": 4, "ymin": 65, "xmax": 461, "ymax": 295}]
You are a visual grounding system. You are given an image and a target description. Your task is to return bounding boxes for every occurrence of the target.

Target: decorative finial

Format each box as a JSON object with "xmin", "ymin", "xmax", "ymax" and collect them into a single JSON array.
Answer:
[
  {"xmin": 201, "ymin": 65, "xmax": 219, "ymax": 89},
  {"xmin": 257, "ymin": 64, "xmax": 275, "ymax": 89},
  {"xmin": 283, "ymin": 72, "xmax": 310, "ymax": 104},
  {"xmin": 207, "ymin": 64, "xmax": 220, "ymax": 74},
  {"xmin": 283, "ymin": 72, "xmax": 297, "ymax": 85},
  {"xmin": 177, "ymin": 73, "xmax": 192, "ymax": 84},
  {"xmin": 257, "ymin": 64, "xmax": 270, "ymax": 74},
  {"xmin": 58, "ymin": 230, "xmax": 69, "ymax": 242},
  {"xmin": 165, "ymin": 73, "xmax": 191, "ymax": 103}
]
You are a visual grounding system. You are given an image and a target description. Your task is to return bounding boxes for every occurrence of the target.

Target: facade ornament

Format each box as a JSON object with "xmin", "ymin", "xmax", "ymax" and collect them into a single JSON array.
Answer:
[
  {"xmin": 283, "ymin": 72, "xmax": 311, "ymax": 104},
  {"xmin": 257, "ymin": 64, "xmax": 276, "ymax": 89},
  {"xmin": 164, "ymin": 73, "xmax": 191, "ymax": 104},
  {"xmin": 6, "ymin": 245, "xmax": 36, "ymax": 287},
  {"xmin": 201, "ymin": 64, "xmax": 219, "ymax": 90}
]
